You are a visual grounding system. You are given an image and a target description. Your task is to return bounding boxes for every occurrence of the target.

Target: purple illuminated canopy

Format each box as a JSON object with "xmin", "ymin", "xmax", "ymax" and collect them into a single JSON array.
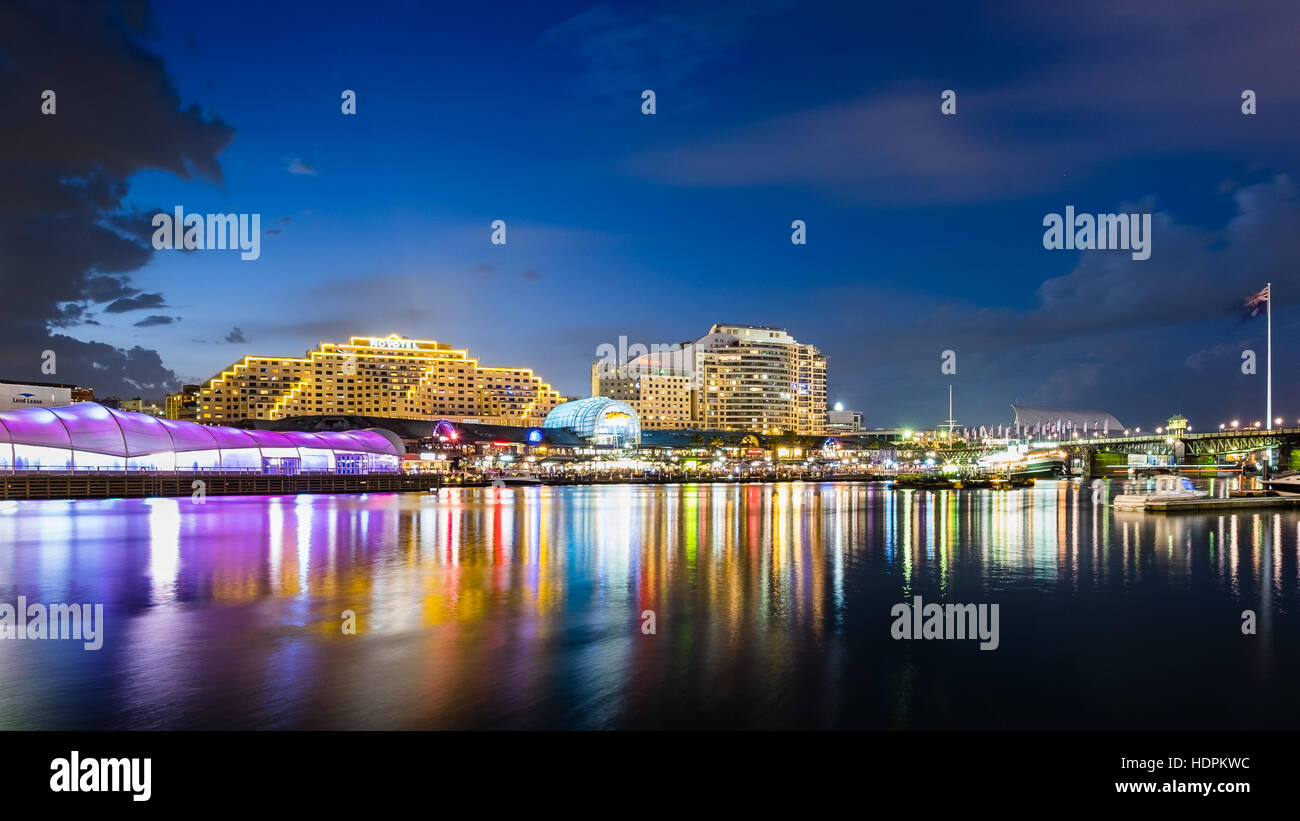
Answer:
[{"xmin": 0, "ymin": 403, "xmax": 401, "ymax": 458}]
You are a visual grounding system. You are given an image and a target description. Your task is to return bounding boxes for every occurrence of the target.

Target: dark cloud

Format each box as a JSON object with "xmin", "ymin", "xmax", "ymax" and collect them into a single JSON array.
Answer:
[
  {"xmin": 104, "ymin": 292, "xmax": 167, "ymax": 313},
  {"xmin": 521, "ymin": 269, "xmax": 541, "ymax": 281},
  {"xmin": 84, "ymin": 275, "xmax": 138, "ymax": 303},
  {"xmin": 0, "ymin": 0, "xmax": 233, "ymax": 395},
  {"xmin": 133, "ymin": 315, "xmax": 176, "ymax": 327},
  {"xmin": 44, "ymin": 334, "xmax": 179, "ymax": 396},
  {"xmin": 224, "ymin": 326, "xmax": 246, "ymax": 344}
]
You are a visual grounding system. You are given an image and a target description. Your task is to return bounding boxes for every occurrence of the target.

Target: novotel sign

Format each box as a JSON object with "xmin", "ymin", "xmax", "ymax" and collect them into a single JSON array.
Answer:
[{"xmin": 367, "ymin": 338, "xmax": 419, "ymax": 350}]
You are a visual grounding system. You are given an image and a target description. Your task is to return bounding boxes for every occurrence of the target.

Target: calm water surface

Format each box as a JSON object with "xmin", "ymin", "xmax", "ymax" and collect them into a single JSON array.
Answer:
[{"xmin": 1, "ymin": 479, "xmax": 1297, "ymax": 729}]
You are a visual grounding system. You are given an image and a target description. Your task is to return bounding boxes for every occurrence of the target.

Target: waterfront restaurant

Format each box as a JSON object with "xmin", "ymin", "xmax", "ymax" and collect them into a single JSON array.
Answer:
[
  {"xmin": 239, "ymin": 401, "xmax": 898, "ymax": 479},
  {"xmin": 416, "ymin": 418, "xmax": 586, "ymax": 473}
]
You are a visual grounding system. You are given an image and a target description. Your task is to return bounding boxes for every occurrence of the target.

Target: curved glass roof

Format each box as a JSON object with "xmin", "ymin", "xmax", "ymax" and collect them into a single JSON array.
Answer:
[
  {"xmin": 0, "ymin": 403, "xmax": 400, "ymax": 457},
  {"xmin": 543, "ymin": 396, "xmax": 640, "ymax": 447}
]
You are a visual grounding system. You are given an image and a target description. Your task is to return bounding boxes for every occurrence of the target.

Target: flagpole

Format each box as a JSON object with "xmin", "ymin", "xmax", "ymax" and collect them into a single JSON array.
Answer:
[{"xmin": 1267, "ymin": 281, "xmax": 1272, "ymax": 469}]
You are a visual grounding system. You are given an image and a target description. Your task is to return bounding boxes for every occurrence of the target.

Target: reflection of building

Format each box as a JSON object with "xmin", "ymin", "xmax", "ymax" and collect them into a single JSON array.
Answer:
[
  {"xmin": 166, "ymin": 384, "xmax": 201, "ymax": 420},
  {"xmin": 591, "ymin": 324, "xmax": 827, "ymax": 435},
  {"xmin": 544, "ymin": 397, "xmax": 641, "ymax": 448},
  {"xmin": 199, "ymin": 334, "xmax": 563, "ymax": 425},
  {"xmin": 0, "ymin": 402, "xmax": 401, "ymax": 474}
]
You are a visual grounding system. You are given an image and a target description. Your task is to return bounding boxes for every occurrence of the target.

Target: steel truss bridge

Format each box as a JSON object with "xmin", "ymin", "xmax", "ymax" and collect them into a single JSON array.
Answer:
[
  {"xmin": 1062, "ymin": 427, "xmax": 1300, "ymax": 458},
  {"xmin": 935, "ymin": 427, "xmax": 1300, "ymax": 474}
]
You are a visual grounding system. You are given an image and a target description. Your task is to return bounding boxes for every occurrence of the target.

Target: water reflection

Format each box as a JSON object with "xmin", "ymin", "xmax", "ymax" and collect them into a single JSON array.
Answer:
[{"xmin": 0, "ymin": 479, "xmax": 1297, "ymax": 729}]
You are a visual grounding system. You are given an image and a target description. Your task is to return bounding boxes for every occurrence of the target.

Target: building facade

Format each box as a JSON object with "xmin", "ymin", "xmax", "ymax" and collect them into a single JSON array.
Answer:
[
  {"xmin": 697, "ymin": 324, "xmax": 826, "ymax": 435},
  {"xmin": 826, "ymin": 408, "xmax": 864, "ymax": 433},
  {"xmin": 590, "ymin": 324, "xmax": 828, "ymax": 435},
  {"xmin": 166, "ymin": 384, "xmax": 201, "ymax": 421},
  {"xmin": 589, "ymin": 361, "xmax": 694, "ymax": 430},
  {"xmin": 120, "ymin": 398, "xmax": 165, "ymax": 417},
  {"xmin": 0, "ymin": 379, "xmax": 73, "ymax": 411},
  {"xmin": 199, "ymin": 334, "xmax": 564, "ymax": 425}
]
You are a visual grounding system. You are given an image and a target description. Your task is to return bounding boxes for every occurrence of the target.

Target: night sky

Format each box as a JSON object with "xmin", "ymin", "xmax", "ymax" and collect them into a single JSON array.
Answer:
[{"xmin": 2, "ymin": 0, "xmax": 1298, "ymax": 431}]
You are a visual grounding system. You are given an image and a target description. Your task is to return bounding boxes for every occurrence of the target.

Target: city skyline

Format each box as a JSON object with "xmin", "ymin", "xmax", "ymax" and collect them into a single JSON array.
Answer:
[
  {"xmin": 4, "ymin": 0, "xmax": 1300, "ymax": 775},
  {"xmin": 2, "ymin": 0, "xmax": 1298, "ymax": 432}
]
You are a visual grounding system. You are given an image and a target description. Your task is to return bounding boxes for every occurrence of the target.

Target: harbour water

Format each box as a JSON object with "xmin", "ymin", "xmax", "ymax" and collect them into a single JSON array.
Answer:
[{"xmin": 1, "ymin": 479, "xmax": 1297, "ymax": 730}]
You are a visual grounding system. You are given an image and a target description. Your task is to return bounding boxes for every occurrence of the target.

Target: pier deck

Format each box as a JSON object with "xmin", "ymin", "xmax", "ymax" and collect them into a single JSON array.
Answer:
[{"xmin": 1141, "ymin": 495, "xmax": 1300, "ymax": 512}]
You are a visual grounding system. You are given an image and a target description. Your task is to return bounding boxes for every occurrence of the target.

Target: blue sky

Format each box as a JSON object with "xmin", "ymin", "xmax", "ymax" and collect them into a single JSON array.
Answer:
[{"xmin": 9, "ymin": 0, "xmax": 1299, "ymax": 430}]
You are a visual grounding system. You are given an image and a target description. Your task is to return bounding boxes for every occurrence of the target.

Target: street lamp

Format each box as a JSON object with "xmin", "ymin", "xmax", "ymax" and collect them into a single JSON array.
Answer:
[{"xmin": 1219, "ymin": 423, "xmax": 1225, "ymax": 430}]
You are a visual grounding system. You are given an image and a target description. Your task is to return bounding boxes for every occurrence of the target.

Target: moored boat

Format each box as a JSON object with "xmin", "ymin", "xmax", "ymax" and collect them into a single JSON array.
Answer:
[
  {"xmin": 1265, "ymin": 470, "xmax": 1300, "ymax": 496},
  {"xmin": 979, "ymin": 444, "xmax": 1068, "ymax": 480},
  {"xmin": 492, "ymin": 474, "xmax": 543, "ymax": 486},
  {"xmin": 1113, "ymin": 474, "xmax": 1208, "ymax": 510}
]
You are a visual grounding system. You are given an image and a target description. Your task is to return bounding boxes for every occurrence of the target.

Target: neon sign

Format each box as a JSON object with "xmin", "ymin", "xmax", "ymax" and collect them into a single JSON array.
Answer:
[{"xmin": 368, "ymin": 338, "xmax": 418, "ymax": 350}]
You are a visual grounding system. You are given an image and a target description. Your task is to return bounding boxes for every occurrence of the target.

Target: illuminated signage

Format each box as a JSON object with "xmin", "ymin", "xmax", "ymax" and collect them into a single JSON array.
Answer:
[{"xmin": 368, "ymin": 338, "xmax": 418, "ymax": 350}]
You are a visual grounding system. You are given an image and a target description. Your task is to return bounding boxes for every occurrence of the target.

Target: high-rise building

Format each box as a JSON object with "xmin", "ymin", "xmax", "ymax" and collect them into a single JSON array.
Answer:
[
  {"xmin": 698, "ymin": 324, "xmax": 826, "ymax": 435},
  {"xmin": 199, "ymin": 334, "xmax": 564, "ymax": 425},
  {"xmin": 591, "ymin": 323, "xmax": 827, "ymax": 434}
]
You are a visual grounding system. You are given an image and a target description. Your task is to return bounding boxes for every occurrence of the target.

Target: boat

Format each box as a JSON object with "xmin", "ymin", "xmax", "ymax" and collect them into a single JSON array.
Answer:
[
  {"xmin": 1265, "ymin": 470, "xmax": 1300, "ymax": 496},
  {"xmin": 1113, "ymin": 474, "xmax": 1208, "ymax": 510},
  {"xmin": 978, "ymin": 444, "xmax": 1068, "ymax": 480},
  {"xmin": 492, "ymin": 473, "xmax": 543, "ymax": 487}
]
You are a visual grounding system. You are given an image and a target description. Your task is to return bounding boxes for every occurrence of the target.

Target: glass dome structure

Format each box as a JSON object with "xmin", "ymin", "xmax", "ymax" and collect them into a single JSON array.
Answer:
[
  {"xmin": 543, "ymin": 397, "xmax": 640, "ymax": 448},
  {"xmin": 0, "ymin": 403, "xmax": 401, "ymax": 474}
]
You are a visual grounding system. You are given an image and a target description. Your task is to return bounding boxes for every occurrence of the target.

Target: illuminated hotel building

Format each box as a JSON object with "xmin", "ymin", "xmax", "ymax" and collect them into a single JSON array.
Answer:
[
  {"xmin": 699, "ymin": 324, "xmax": 826, "ymax": 435},
  {"xmin": 199, "ymin": 335, "xmax": 564, "ymax": 425},
  {"xmin": 590, "ymin": 361, "xmax": 695, "ymax": 430},
  {"xmin": 591, "ymin": 323, "xmax": 827, "ymax": 435}
]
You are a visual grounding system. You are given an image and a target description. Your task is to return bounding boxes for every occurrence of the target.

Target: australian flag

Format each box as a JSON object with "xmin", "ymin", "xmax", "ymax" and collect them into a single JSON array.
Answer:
[{"xmin": 1245, "ymin": 284, "xmax": 1270, "ymax": 317}]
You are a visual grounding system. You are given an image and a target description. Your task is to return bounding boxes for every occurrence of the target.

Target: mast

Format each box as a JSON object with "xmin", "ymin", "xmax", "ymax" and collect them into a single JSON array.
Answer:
[
  {"xmin": 945, "ymin": 384, "xmax": 957, "ymax": 441},
  {"xmin": 1267, "ymin": 281, "xmax": 1273, "ymax": 468}
]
